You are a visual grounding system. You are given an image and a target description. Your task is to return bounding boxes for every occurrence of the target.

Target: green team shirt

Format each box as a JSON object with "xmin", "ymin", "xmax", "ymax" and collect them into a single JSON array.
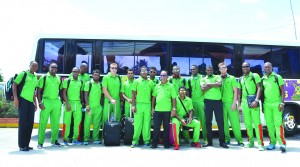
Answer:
[
  {"xmin": 262, "ymin": 72, "xmax": 284, "ymax": 103},
  {"xmin": 186, "ymin": 74, "xmax": 204, "ymax": 102},
  {"xmin": 201, "ymin": 74, "xmax": 222, "ymax": 100},
  {"xmin": 152, "ymin": 81, "xmax": 176, "ymax": 112},
  {"xmin": 121, "ymin": 79, "xmax": 134, "ymax": 108},
  {"xmin": 221, "ymin": 74, "xmax": 237, "ymax": 103},
  {"xmin": 62, "ymin": 78, "xmax": 83, "ymax": 101},
  {"xmin": 84, "ymin": 80, "xmax": 102, "ymax": 107},
  {"xmin": 176, "ymin": 96, "xmax": 193, "ymax": 118},
  {"xmin": 237, "ymin": 72, "xmax": 261, "ymax": 101},
  {"xmin": 37, "ymin": 72, "xmax": 61, "ymax": 100},
  {"xmin": 150, "ymin": 77, "xmax": 160, "ymax": 85},
  {"xmin": 14, "ymin": 70, "xmax": 38, "ymax": 102},
  {"xmin": 102, "ymin": 72, "xmax": 121, "ymax": 100},
  {"xmin": 170, "ymin": 77, "xmax": 186, "ymax": 96},
  {"xmin": 132, "ymin": 77, "xmax": 154, "ymax": 104},
  {"xmin": 69, "ymin": 72, "xmax": 90, "ymax": 83}
]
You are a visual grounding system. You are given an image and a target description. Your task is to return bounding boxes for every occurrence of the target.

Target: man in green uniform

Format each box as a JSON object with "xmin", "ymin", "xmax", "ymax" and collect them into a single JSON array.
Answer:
[
  {"xmin": 149, "ymin": 66, "xmax": 159, "ymax": 85},
  {"xmin": 151, "ymin": 70, "xmax": 177, "ymax": 149},
  {"xmin": 171, "ymin": 86, "xmax": 201, "ymax": 150},
  {"xmin": 219, "ymin": 62, "xmax": 244, "ymax": 147},
  {"xmin": 13, "ymin": 61, "xmax": 38, "ymax": 151},
  {"xmin": 121, "ymin": 69, "xmax": 134, "ymax": 117},
  {"xmin": 169, "ymin": 66, "xmax": 190, "ymax": 144},
  {"xmin": 131, "ymin": 66, "xmax": 154, "ymax": 148},
  {"xmin": 83, "ymin": 69, "xmax": 103, "ymax": 145},
  {"xmin": 62, "ymin": 67, "xmax": 84, "ymax": 145},
  {"xmin": 68, "ymin": 63, "xmax": 90, "ymax": 142},
  {"xmin": 102, "ymin": 63, "xmax": 122, "ymax": 124},
  {"xmin": 237, "ymin": 62, "xmax": 264, "ymax": 151},
  {"xmin": 186, "ymin": 65, "xmax": 207, "ymax": 144},
  {"xmin": 201, "ymin": 65, "xmax": 228, "ymax": 148},
  {"xmin": 37, "ymin": 63, "xmax": 62, "ymax": 149},
  {"xmin": 262, "ymin": 62, "xmax": 286, "ymax": 152}
]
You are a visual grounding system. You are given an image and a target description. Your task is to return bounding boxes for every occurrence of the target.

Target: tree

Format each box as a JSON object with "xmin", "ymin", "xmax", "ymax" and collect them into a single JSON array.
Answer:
[{"xmin": 0, "ymin": 69, "xmax": 3, "ymax": 82}]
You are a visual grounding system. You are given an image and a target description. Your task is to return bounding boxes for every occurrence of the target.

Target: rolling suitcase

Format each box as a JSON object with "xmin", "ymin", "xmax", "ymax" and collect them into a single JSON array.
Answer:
[
  {"xmin": 124, "ymin": 105, "xmax": 134, "ymax": 145},
  {"xmin": 104, "ymin": 103, "xmax": 121, "ymax": 146}
]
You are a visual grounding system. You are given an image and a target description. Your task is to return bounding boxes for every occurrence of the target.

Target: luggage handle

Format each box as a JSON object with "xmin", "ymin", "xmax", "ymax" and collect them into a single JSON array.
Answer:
[{"xmin": 108, "ymin": 101, "xmax": 117, "ymax": 122}]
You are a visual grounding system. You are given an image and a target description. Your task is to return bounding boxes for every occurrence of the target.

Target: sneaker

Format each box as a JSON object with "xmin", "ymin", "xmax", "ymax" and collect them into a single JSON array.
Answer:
[
  {"xmin": 143, "ymin": 143, "xmax": 151, "ymax": 147},
  {"xmin": 93, "ymin": 140, "xmax": 102, "ymax": 144},
  {"xmin": 258, "ymin": 145, "xmax": 264, "ymax": 151},
  {"xmin": 72, "ymin": 140, "xmax": 82, "ymax": 145},
  {"xmin": 191, "ymin": 142, "xmax": 201, "ymax": 148},
  {"xmin": 151, "ymin": 144, "xmax": 158, "ymax": 149},
  {"xmin": 37, "ymin": 144, "xmax": 43, "ymax": 149},
  {"xmin": 225, "ymin": 141, "xmax": 231, "ymax": 145},
  {"xmin": 63, "ymin": 141, "xmax": 69, "ymax": 146},
  {"xmin": 267, "ymin": 144, "xmax": 276, "ymax": 150},
  {"xmin": 130, "ymin": 144, "xmax": 137, "ymax": 148},
  {"xmin": 174, "ymin": 145, "xmax": 179, "ymax": 150},
  {"xmin": 244, "ymin": 143, "xmax": 254, "ymax": 148},
  {"xmin": 83, "ymin": 141, "xmax": 89, "ymax": 145},
  {"xmin": 52, "ymin": 141, "xmax": 61, "ymax": 147},
  {"xmin": 279, "ymin": 145, "xmax": 286, "ymax": 152},
  {"xmin": 238, "ymin": 142, "xmax": 245, "ymax": 147}
]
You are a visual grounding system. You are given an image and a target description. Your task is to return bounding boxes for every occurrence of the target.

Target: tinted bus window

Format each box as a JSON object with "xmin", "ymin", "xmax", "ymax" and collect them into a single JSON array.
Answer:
[
  {"xmin": 203, "ymin": 44, "xmax": 234, "ymax": 75},
  {"xmin": 43, "ymin": 40, "xmax": 65, "ymax": 73},
  {"xmin": 171, "ymin": 43, "xmax": 203, "ymax": 75},
  {"xmin": 102, "ymin": 41, "xmax": 167, "ymax": 75},
  {"xmin": 243, "ymin": 45, "xmax": 271, "ymax": 77},
  {"xmin": 75, "ymin": 42, "xmax": 93, "ymax": 74}
]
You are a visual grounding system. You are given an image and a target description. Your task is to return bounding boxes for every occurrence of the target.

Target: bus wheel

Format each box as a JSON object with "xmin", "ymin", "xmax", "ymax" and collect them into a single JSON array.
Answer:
[{"xmin": 283, "ymin": 107, "xmax": 298, "ymax": 136}]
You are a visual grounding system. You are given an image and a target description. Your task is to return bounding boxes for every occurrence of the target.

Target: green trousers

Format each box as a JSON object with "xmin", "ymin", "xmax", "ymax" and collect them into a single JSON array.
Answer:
[
  {"xmin": 263, "ymin": 102, "xmax": 286, "ymax": 145},
  {"xmin": 132, "ymin": 103, "xmax": 151, "ymax": 145},
  {"xmin": 102, "ymin": 99, "xmax": 121, "ymax": 124},
  {"xmin": 242, "ymin": 101, "xmax": 264, "ymax": 146},
  {"xmin": 84, "ymin": 105, "xmax": 102, "ymax": 142},
  {"xmin": 192, "ymin": 100, "xmax": 207, "ymax": 142},
  {"xmin": 38, "ymin": 98, "xmax": 62, "ymax": 144},
  {"xmin": 223, "ymin": 102, "xmax": 243, "ymax": 143},
  {"xmin": 171, "ymin": 118, "xmax": 201, "ymax": 146},
  {"xmin": 62, "ymin": 100, "xmax": 82, "ymax": 141}
]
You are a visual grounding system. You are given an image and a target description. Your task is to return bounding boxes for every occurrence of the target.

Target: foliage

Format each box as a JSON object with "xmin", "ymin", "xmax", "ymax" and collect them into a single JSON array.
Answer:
[
  {"xmin": 0, "ymin": 99, "xmax": 18, "ymax": 118},
  {"xmin": 134, "ymin": 59, "xmax": 148, "ymax": 74},
  {"xmin": 0, "ymin": 69, "xmax": 3, "ymax": 82}
]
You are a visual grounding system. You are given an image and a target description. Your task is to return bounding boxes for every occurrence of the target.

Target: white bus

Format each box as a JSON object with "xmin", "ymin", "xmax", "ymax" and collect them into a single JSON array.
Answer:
[{"xmin": 33, "ymin": 35, "xmax": 300, "ymax": 135}]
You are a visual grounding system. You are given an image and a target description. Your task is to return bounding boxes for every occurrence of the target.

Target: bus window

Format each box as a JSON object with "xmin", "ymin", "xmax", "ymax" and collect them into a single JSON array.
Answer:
[
  {"xmin": 243, "ymin": 45, "xmax": 271, "ymax": 77},
  {"xmin": 102, "ymin": 41, "xmax": 167, "ymax": 75},
  {"xmin": 43, "ymin": 40, "xmax": 65, "ymax": 73},
  {"xmin": 203, "ymin": 44, "xmax": 234, "ymax": 75},
  {"xmin": 171, "ymin": 42, "xmax": 203, "ymax": 76},
  {"xmin": 75, "ymin": 42, "xmax": 93, "ymax": 74}
]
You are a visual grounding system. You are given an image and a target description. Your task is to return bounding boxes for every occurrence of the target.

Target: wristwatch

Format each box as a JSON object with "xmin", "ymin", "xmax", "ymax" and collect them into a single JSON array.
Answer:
[
  {"xmin": 254, "ymin": 99, "xmax": 259, "ymax": 102},
  {"xmin": 280, "ymin": 102, "xmax": 285, "ymax": 106}
]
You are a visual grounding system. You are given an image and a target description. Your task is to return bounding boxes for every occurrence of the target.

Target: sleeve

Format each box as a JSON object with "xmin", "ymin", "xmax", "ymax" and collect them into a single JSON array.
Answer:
[
  {"xmin": 170, "ymin": 85, "xmax": 177, "ymax": 98},
  {"xmin": 152, "ymin": 85, "xmax": 157, "ymax": 97},
  {"xmin": 187, "ymin": 98, "xmax": 193, "ymax": 110},
  {"xmin": 254, "ymin": 73, "xmax": 261, "ymax": 84},
  {"xmin": 83, "ymin": 81, "xmax": 89, "ymax": 92},
  {"xmin": 58, "ymin": 76, "xmax": 62, "ymax": 90},
  {"xmin": 231, "ymin": 76, "xmax": 238, "ymax": 88},
  {"xmin": 102, "ymin": 76, "xmax": 108, "ymax": 88},
  {"xmin": 37, "ymin": 75, "xmax": 44, "ymax": 89},
  {"xmin": 278, "ymin": 75, "xmax": 284, "ymax": 86},
  {"xmin": 185, "ymin": 79, "xmax": 190, "ymax": 89},
  {"xmin": 131, "ymin": 80, "xmax": 137, "ymax": 91},
  {"xmin": 62, "ymin": 79, "xmax": 68, "ymax": 89},
  {"xmin": 121, "ymin": 81, "xmax": 126, "ymax": 93},
  {"xmin": 237, "ymin": 77, "xmax": 242, "ymax": 89},
  {"xmin": 13, "ymin": 71, "xmax": 25, "ymax": 84},
  {"xmin": 200, "ymin": 77, "xmax": 205, "ymax": 86}
]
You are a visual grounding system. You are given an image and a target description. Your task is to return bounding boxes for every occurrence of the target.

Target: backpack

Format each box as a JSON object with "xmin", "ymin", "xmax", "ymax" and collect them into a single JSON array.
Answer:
[{"xmin": 5, "ymin": 71, "xmax": 27, "ymax": 101}]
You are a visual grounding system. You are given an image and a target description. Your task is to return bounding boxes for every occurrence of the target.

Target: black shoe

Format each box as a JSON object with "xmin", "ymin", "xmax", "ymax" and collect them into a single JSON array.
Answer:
[
  {"xmin": 220, "ymin": 143, "xmax": 229, "ymax": 149},
  {"xmin": 27, "ymin": 147, "xmax": 33, "ymax": 150},
  {"xmin": 151, "ymin": 145, "xmax": 158, "ymax": 149},
  {"xmin": 164, "ymin": 145, "xmax": 170, "ymax": 149},
  {"xmin": 20, "ymin": 147, "xmax": 30, "ymax": 151},
  {"xmin": 202, "ymin": 143, "xmax": 213, "ymax": 147}
]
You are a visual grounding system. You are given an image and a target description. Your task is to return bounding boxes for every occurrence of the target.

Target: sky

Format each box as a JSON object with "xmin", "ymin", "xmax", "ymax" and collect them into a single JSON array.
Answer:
[{"xmin": 0, "ymin": 0, "xmax": 299, "ymax": 81}]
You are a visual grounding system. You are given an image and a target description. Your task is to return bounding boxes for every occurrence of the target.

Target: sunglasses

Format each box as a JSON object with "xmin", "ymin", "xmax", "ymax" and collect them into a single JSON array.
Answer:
[
  {"xmin": 179, "ymin": 90, "xmax": 186, "ymax": 92},
  {"xmin": 50, "ymin": 66, "xmax": 58, "ymax": 69},
  {"xmin": 149, "ymin": 71, "xmax": 156, "ymax": 73},
  {"xmin": 110, "ymin": 67, "xmax": 117, "ymax": 70},
  {"xmin": 190, "ymin": 69, "xmax": 196, "ymax": 71},
  {"xmin": 160, "ymin": 74, "xmax": 167, "ymax": 77},
  {"xmin": 173, "ymin": 69, "xmax": 180, "ymax": 72},
  {"xmin": 219, "ymin": 67, "xmax": 227, "ymax": 70},
  {"xmin": 242, "ymin": 66, "xmax": 249, "ymax": 68},
  {"xmin": 141, "ymin": 70, "xmax": 148, "ymax": 73}
]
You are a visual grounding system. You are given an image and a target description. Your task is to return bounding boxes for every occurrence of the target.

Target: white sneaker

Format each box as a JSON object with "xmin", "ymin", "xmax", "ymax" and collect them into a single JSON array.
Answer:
[{"xmin": 37, "ymin": 144, "xmax": 43, "ymax": 149}]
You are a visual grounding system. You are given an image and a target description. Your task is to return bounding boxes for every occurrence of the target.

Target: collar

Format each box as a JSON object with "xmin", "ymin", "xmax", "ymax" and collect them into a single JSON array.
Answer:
[
  {"xmin": 191, "ymin": 74, "xmax": 200, "ymax": 79},
  {"xmin": 263, "ymin": 72, "xmax": 275, "ymax": 79},
  {"xmin": 46, "ymin": 72, "xmax": 57, "ymax": 78},
  {"xmin": 172, "ymin": 74, "xmax": 181, "ymax": 79},
  {"xmin": 107, "ymin": 72, "xmax": 118, "ymax": 78},
  {"xmin": 243, "ymin": 72, "xmax": 253, "ymax": 79},
  {"xmin": 221, "ymin": 74, "xmax": 229, "ymax": 79},
  {"xmin": 139, "ymin": 76, "xmax": 148, "ymax": 81}
]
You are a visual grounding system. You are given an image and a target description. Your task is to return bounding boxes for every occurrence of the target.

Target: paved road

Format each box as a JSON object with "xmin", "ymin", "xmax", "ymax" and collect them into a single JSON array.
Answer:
[{"xmin": 1, "ymin": 128, "xmax": 299, "ymax": 167}]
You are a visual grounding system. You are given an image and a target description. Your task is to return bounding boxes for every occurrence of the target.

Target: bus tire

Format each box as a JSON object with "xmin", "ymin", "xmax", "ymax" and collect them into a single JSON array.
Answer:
[{"xmin": 283, "ymin": 106, "xmax": 298, "ymax": 136}]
